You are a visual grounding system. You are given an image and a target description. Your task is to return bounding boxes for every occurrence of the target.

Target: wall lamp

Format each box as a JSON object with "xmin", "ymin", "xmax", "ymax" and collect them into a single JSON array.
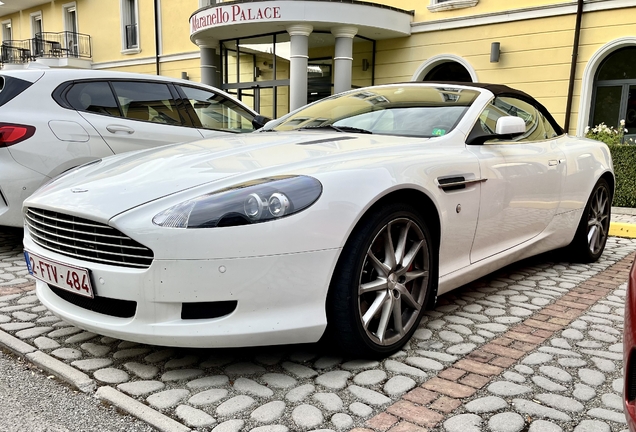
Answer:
[
  {"xmin": 362, "ymin": 58, "xmax": 370, "ymax": 71},
  {"xmin": 490, "ymin": 42, "xmax": 501, "ymax": 63},
  {"xmin": 181, "ymin": 72, "xmax": 189, "ymax": 80}
]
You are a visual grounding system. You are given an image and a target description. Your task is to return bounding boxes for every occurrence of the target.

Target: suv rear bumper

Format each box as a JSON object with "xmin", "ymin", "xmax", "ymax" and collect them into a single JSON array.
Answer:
[{"xmin": 0, "ymin": 148, "xmax": 47, "ymax": 227}]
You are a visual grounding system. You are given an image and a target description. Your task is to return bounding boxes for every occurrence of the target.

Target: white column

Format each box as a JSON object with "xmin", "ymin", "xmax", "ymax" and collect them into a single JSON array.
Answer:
[
  {"xmin": 331, "ymin": 26, "xmax": 357, "ymax": 95},
  {"xmin": 196, "ymin": 38, "xmax": 220, "ymax": 87},
  {"xmin": 287, "ymin": 24, "xmax": 313, "ymax": 111}
]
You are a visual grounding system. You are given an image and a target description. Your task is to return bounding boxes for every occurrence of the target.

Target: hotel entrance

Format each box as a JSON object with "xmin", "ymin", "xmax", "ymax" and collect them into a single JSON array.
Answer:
[
  {"xmin": 190, "ymin": 0, "xmax": 412, "ymax": 117},
  {"xmin": 219, "ymin": 32, "xmax": 374, "ymax": 118}
]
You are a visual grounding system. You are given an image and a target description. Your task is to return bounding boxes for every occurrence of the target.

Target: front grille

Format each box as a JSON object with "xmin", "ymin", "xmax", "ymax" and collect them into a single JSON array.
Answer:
[
  {"xmin": 49, "ymin": 285, "xmax": 137, "ymax": 318},
  {"xmin": 26, "ymin": 207, "xmax": 154, "ymax": 268}
]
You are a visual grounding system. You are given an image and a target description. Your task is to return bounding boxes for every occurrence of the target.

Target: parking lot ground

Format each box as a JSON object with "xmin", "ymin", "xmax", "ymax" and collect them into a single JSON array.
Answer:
[{"xmin": 1, "ymin": 211, "xmax": 635, "ymax": 432}]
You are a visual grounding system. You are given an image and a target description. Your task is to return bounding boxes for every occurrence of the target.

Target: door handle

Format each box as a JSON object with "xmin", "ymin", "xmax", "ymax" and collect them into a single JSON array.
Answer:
[
  {"xmin": 548, "ymin": 159, "xmax": 566, "ymax": 166},
  {"xmin": 106, "ymin": 125, "xmax": 135, "ymax": 134}
]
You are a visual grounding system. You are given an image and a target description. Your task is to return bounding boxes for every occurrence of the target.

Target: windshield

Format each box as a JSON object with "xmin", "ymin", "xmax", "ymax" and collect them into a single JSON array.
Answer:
[{"xmin": 267, "ymin": 86, "xmax": 480, "ymax": 137}]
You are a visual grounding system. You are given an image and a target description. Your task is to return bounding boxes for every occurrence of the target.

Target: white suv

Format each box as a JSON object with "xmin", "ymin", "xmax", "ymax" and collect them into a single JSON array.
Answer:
[{"xmin": 0, "ymin": 69, "xmax": 263, "ymax": 227}]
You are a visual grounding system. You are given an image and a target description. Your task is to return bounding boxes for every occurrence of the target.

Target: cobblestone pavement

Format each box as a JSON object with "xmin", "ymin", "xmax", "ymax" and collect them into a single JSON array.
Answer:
[{"xmin": 1, "ymin": 219, "xmax": 636, "ymax": 432}]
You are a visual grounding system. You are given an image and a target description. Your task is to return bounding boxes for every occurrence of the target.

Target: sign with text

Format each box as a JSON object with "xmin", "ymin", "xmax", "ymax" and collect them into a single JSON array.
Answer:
[{"xmin": 191, "ymin": 3, "xmax": 282, "ymax": 34}]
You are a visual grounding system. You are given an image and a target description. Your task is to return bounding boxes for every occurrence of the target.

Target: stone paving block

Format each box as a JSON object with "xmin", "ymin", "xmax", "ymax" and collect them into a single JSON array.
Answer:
[
  {"xmin": 402, "ymin": 387, "xmax": 437, "ymax": 405},
  {"xmin": 365, "ymin": 412, "xmax": 398, "ymax": 431},
  {"xmin": 459, "ymin": 373, "xmax": 490, "ymax": 389},
  {"xmin": 387, "ymin": 421, "xmax": 427, "ymax": 432},
  {"xmin": 454, "ymin": 359, "xmax": 503, "ymax": 376},
  {"xmin": 422, "ymin": 378, "xmax": 476, "ymax": 398},
  {"xmin": 429, "ymin": 395, "xmax": 461, "ymax": 413}
]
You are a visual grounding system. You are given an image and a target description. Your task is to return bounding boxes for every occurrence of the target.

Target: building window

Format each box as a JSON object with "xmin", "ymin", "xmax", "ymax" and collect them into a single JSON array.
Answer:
[
  {"xmin": 199, "ymin": 0, "xmax": 216, "ymax": 7},
  {"xmin": 423, "ymin": 61, "xmax": 472, "ymax": 82},
  {"xmin": 121, "ymin": 0, "xmax": 139, "ymax": 52},
  {"xmin": 1, "ymin": 20, "xmax": 11, "ymax": 43},
  {"xmin": 31, "ymin": 13, "xmax": 43, "ymax": 38},
  {"xmin": 63, "ymin": 2, "xmax": 79, "ymax": 56},
  {"xmin": 428, "ymin": 0, "xmax": 478, "ymax": 12},
  {"xmin": 590, "ymin": 46, "xmax": 636, "ymax": 142}
]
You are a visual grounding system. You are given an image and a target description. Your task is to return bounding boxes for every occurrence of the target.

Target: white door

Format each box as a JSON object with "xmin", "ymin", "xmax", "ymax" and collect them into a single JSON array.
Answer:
[{"xmin": 468, "ymin": 96, "xmax": 566, "ymax": 263}]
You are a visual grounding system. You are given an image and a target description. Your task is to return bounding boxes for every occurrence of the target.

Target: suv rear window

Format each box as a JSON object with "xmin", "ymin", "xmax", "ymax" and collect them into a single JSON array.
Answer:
[{"xmin": 0, "ymin": 75, "xmax": 34, "ymax": 108}]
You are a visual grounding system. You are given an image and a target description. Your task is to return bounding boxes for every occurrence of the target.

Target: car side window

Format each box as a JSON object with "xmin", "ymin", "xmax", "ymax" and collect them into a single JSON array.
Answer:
[
  {"xmin": 66, "ymin": 81, "xmax": 121, "ymax": 117},
  {"xmin": 179, "ymin": 85, "xmax": 255, "ymax": 132},
  {"xmin": 111, "ymin": 81, "xmax": 182, "ymax": 125},
  {"xmin": 478, "ymin": 96, "xmax": 552, "ymax": 142}
]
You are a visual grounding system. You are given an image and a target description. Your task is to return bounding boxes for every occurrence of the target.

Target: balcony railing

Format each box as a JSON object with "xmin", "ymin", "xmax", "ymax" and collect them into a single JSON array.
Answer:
[
  {"xmin": 0, "ymin": 31, "xmax": 91, "ymax": 67},
  {"xmin": 33, "ymin": 31, "xmax": 92, "ymax": 59},
  {"xmin": 0, "ymin": 40, "xmax": 32, "ymax": 65}
]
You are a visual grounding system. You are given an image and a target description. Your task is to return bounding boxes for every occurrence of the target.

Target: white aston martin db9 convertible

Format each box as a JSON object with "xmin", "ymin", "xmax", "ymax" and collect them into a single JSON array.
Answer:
[{"xmin": 22, "ymin": 83, "xmax": 613, "ymax": 357}]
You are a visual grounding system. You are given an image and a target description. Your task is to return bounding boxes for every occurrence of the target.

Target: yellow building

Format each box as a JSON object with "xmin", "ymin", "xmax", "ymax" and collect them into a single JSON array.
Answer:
[{"xmin": 0, "ymin": 0, "xmax": 634, "ymax": 139}]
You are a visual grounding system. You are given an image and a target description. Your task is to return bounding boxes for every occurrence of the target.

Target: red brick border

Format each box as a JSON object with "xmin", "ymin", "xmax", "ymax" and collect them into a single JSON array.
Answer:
[{"xmin": 352, "ymin": 252, "xmax": 635, "ymax": 432}]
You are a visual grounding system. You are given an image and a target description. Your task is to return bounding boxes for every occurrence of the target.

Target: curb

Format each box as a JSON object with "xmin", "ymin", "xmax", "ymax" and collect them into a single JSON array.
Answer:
[
  {"xmin": 27, "ymin": 350, "xmax": 96, "ymax": 393},
  {"xmin": 610, "ymin": 222, "xmax": 636, "ymax": 238},
  {"xmin": 0, "ymin": 331, "xmax": 192, "ymax": 430},
  {"xmin": 612, "ymin": 206, "xmax": 636, "ymax": 216},
  {"xmin": 0, "ymin": 329, "xmax": 37, "ymax": 355},
  {"xmin": 96, "ymin": 387, "xmax": 191, "ymax": 432}
]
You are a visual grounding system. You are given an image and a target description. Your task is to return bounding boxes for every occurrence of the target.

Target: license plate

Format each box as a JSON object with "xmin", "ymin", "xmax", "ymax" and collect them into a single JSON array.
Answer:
[{"xmin": 24, "ymin": 250, "xmax": 94, "ymax": 298}]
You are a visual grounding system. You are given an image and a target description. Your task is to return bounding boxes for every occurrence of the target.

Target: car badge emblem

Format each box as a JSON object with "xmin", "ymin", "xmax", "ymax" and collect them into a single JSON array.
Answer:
[{"xmin": 71, "ymin": 188, "xmax": 88, "ymax": 193}]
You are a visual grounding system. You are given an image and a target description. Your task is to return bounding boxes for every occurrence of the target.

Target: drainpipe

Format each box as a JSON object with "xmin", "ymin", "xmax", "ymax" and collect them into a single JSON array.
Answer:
[
  {"xmin": 154, "ymin": 0, "xmax": 160, "ymax": 75},
  {"xmin": 564, "ymin": 0, "xmax": 584, "ymax": 133}
]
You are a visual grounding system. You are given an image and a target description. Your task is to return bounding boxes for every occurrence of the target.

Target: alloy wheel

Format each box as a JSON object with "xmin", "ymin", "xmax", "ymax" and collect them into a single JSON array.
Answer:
[
  {"xmin": 357, "ymin": 218, "xmax": 429, "ymax": 346},
  {"xmin": 587, "ymin": 184, "xmax": 610, "ymax": 256}
]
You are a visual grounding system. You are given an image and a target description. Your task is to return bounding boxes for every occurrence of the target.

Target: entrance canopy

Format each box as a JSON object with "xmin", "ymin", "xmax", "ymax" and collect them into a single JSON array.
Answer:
[{"xmin": 190, "ymin": 0, "xmax": 413, "ymax": 43}]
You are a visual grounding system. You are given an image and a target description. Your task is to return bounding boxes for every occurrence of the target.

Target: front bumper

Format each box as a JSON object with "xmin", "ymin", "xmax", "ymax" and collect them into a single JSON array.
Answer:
[{"xmin": 26, "ymin": 233, "xmax": 341, "ymax": 348}]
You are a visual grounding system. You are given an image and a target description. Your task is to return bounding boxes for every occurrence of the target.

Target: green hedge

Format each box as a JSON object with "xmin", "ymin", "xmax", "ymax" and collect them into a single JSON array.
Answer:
[{"xmin": 608, "ymin": 144, "xmax": 636, "ymax": 208}]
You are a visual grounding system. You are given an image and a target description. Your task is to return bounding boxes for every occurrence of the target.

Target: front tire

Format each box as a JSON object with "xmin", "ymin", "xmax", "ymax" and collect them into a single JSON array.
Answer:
[
  {"xmin": 567, "ymin": 178, "xmax": 612, "ymax": 263},
  {"xmin": 326, "ymin": 203, "xmax": 435, "ymax": 358}
]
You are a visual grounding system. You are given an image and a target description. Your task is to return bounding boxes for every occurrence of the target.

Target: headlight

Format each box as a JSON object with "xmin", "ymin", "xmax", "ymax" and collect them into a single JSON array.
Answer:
[{"xmin": 152, "ymin": 175, "xmax": 322, "ymax": 228}]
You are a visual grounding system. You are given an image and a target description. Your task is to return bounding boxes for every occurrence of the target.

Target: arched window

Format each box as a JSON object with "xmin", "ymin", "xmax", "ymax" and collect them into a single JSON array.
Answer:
[
  {"xmin": 423, "ymin": 61, "xmax": 472, "ymax": 83},
  {"xmin": 590, "ymin": 46, "xmax": 636, "ymax": 140}
]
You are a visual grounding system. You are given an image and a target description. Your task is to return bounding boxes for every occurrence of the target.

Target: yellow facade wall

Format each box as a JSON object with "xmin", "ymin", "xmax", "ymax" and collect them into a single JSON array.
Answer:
[
  {"xmin": 371, "ymin": 0, "xmax": 562, "ymax": 23},
  {"xmin": 161, "ymin": 0, "xmax": 199, "ymax": 56},
  {"xmin": 374, "ymin": 6, "xmax": 636, "ymax": 133}
]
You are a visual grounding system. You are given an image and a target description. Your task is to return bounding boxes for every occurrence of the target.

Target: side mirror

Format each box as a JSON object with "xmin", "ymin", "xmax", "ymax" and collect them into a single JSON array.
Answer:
[
  {"xmin": 466, "ymin": 116, "xmax": 526, "ymax": 145},
  {"xmin": 252, "ymin": 115, "xmax": 272, "ymax": 130},
  {"xmin": 495, "ymin": 116, "xmax": 526, "ymax": 135}
]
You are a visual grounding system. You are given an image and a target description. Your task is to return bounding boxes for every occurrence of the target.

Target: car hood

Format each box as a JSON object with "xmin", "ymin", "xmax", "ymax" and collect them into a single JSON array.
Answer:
[{"xmin": 25, "ymin": 131, "xmax": 430, "ymax": 222}]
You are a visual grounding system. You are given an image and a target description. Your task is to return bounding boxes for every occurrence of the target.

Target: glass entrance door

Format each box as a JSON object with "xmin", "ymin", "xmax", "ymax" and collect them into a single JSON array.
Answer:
[{"xmin": 222, "ymin": 34, "xmax": 290, "ymax": 118}]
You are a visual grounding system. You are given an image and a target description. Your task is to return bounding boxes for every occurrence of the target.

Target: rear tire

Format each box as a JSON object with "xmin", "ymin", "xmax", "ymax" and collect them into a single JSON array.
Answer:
[
  {"xmin": 325, "ymin": 203, "xmax": 436, "ymax": 358},
  {"xmin": 567, "ymin": 178, "xmax": 612, "ymax": 263}
]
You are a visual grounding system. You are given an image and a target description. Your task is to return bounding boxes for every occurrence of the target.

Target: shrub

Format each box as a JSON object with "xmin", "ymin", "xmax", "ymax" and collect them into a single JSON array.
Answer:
[
  {"xmin": 607, "ymin": 144, "xmax": 636, "ymax": 208},
  {"xmin": 585, "ymin": 120, "xmax": 635, "ymax": 207}
]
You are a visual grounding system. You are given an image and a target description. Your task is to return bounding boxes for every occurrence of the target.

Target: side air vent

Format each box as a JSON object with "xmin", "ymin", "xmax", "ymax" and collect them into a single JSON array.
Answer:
[
  {"xmin": 49, "ymin": 285, "xmax": 137, "ymax": 318},
  {"xmin": 181, "ymin": 301, "xmax": 238, "ymax": 320}
]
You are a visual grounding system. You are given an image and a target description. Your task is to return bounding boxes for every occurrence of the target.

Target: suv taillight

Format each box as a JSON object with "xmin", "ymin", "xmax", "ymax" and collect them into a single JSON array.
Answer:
[{"xmin": 0, "ymin": 123, "xmax": 35, "ymax": 147}]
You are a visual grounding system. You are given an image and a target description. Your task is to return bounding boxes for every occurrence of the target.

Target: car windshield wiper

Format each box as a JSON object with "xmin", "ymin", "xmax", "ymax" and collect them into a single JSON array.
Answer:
[{"xmin": 297, "ymin": 124, "xmax": 373, "ymax": 134}]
